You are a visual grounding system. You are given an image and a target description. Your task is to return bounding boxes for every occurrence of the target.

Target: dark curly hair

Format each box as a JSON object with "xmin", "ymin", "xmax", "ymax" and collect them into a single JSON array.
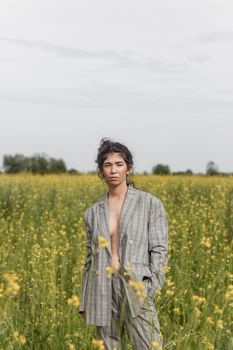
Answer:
[{"xmin": 95, "ymin": 137, "xmax": 135, "ymax": 187}]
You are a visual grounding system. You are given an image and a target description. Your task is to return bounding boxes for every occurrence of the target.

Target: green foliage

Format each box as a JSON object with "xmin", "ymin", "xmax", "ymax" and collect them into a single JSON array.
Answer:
[{"xmin": 3, "ymin": 153, "xmax": 67, "ymax": 174}]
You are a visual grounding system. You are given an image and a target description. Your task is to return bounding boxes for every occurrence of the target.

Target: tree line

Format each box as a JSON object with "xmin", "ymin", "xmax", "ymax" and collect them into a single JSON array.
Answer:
[
  {"xmin": 1, "ymin": 153, "xmax": 78, "ymax": 174},
  {"xmin": 0, "ymin": 153, "xmax": 232, "ymax": 176}
]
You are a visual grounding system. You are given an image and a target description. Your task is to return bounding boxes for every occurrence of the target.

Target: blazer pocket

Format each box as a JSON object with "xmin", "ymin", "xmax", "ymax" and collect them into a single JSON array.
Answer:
[
  {"xmin": 128, "ymin": 262, "xmax": 153, "ymax": 292},
  {"xmin": 142, "ymin": 276, "xmax": 152, "ymax": 297},
  {"xmin": 141, "ymin": 265, "xmax": 153, "ymax": 297},
  {"xmin": 141, "ymin": 264, "xmax": 152, "ymax": 278}
]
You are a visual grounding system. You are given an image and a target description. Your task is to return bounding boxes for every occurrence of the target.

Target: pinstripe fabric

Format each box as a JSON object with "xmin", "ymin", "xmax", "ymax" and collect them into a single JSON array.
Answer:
[
  {"xmin": 79, "ymin": 185, "xmax": 168, "ymax": 327},
  {"xmin": 96, "ymin": 272, "xmax": 163, "ymax": 349}
]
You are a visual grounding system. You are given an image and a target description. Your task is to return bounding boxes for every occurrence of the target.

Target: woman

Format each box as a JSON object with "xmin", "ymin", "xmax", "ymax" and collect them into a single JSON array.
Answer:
[{"xmin": 79, "ymin": 138, "xmax": 168, "ymax": 350}]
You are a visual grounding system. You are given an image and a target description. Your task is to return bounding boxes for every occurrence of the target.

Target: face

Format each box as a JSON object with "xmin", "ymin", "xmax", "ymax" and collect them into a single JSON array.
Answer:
[{"xmin": 101, "ymin": 152, "xmax": 131, "ymax": 187}]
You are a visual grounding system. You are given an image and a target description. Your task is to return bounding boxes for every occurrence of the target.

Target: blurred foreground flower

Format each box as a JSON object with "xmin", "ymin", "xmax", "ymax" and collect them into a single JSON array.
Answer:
[
  {"xmin": 162, "ymin": 266, "xmax": 169, "ymax": 273},
  {"xmin": 67, "ymin": 295, "xmax": 80, "ymax": 307},
  {"xmin": 194, "ymin": 306, "xmax": 201, "ymax": 318},
  {"xmin": 216, "ymin": 319, "xmax": 224, "ymax": 329},
  {"xmin": 123, "ymin": 266, "xmax": 133, "ymax": 276},
  {"xmin": 92, "ymin": 338, "xmax": 105, "ymax": 350},
  {"xmin": 98, "ymin": 235, "xmax": 108, "ymax": 249},
  {"xmin": 0, "ymin": 283, "xmax": 4, "ymax": 298},
  {"xmin": 225, "ymin": 284, "xmax": 233, "ymax": 300},
  {"xmin": 13, "ymin": 331, "xmax": 26, "ymax": 346},
  {"xmin": 106, "ymin": 266, "xmax": 115, "ymax": 278},
  {"xmin": 3, "ymin": 273, "xmax": 20, "ymax": 295},
  {"xmin": 200, "ymin": 236, "xmax": 211, "ymax": 248},
  {"xmin": 192, "ymin": 295, "xmax": 206, "ymax": 305},
  {"xmin": 206, "ymin": 316, "xmax": 214, "ymax": 326},
  {"xmin": 128, "ymin": 279, "xmax": 146, "ymax": 303},
  {"xmin": 151, "ymin": 340, "xmax": 163, "ymax": 349}
]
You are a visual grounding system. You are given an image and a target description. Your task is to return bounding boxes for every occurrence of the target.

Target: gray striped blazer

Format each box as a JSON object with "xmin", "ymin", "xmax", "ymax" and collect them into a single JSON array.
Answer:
[{"xmin": 79, "ymin": 185, "xmax": 168, "ymax": 327}]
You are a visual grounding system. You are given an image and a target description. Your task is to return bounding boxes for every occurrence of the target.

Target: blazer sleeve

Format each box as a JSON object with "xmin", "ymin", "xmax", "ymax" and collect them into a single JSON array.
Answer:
[
  {"xmin": 79, "ymin": 210, "xmax": 93, "ymax": 314},
  {"xmin": 148, "ymin": 196, "xmax": 168, "ymax": 298}
]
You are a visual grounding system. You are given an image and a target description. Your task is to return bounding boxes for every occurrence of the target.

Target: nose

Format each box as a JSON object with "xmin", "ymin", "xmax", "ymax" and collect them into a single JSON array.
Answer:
[{"xmin": 111, "ymin": 165, "xmax": 118, "ymax": 173}]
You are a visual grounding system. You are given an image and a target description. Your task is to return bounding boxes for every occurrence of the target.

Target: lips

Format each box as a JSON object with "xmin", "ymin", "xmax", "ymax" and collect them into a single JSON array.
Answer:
[{"xmin": 110, "ymin": 177, "xmax": 118, "ymax": 179}]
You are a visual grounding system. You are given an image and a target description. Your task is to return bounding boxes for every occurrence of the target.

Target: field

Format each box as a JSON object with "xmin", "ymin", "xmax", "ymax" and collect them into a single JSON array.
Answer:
[{"xmin": 0, "ymin": 174, "xmax": 232, "ymax": 350}]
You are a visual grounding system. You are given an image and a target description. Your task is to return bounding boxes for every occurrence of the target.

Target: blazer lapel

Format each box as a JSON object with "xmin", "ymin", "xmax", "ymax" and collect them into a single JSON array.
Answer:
[{"xmin": 97, "ymin": 185, "xmax": 140, "ymax": 258}]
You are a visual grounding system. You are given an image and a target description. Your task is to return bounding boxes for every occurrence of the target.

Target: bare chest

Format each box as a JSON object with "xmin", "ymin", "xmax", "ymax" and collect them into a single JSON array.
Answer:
[
  {"xmin": 108, "ymin": 199, "xmax": 123, "ymax": 238},
  {"xmin": 108, "ymin": 199, "xmax": 125, "ymax": 270}
]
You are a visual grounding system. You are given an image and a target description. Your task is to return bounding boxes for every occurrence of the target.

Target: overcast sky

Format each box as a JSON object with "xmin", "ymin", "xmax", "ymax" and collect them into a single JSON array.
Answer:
[{"xmin": 0, "ymin": 0, "xmax": 232, "ymax": 173}]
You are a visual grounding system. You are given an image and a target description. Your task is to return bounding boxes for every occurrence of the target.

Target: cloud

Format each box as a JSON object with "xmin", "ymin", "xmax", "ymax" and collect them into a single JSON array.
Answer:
[
  {"xmin": 196, "ymin": 31, "xmax": 233, "ymax": 44},
  {"xmin": 0, "ymin": 36, "xmax": 189, "ymax": 74},
  {"xmin": 0, "ymin": 36, "xmax": 134, "ymax": 64},
  {"xmin": 187, "ymin": 54, "xmax": 210, "ymax": 63}
]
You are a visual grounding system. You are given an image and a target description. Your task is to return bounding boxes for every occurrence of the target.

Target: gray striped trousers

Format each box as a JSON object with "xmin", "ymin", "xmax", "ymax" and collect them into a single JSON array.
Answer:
[{"xmin": 96, "ymin": 272, "xmax": 163, "ymax": 350}]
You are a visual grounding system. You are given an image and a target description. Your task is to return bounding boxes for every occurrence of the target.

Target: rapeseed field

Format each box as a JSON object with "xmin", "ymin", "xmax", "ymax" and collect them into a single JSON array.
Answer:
[{"xmin": 0, "ymin": 174, "xmax": 232, "ymax": 349}]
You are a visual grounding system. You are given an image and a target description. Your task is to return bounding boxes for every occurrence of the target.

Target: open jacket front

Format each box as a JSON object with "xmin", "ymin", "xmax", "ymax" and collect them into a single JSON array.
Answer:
[{"xmin": 79, "ymin": 185, "xmax": 169, "ymax": 327}]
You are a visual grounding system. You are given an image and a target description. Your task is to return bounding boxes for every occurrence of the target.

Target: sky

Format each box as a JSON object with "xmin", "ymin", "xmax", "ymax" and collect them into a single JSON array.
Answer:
[{"xmin": 0, "ymin": 0, "xmax": 232, "ymax": 174}]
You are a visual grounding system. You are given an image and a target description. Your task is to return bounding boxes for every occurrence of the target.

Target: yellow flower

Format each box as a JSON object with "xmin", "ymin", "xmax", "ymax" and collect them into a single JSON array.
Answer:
[
  {"xmin": 106, "ymin": 267, "xmax": 115, "ymax": 278},
  {"xmin": 200, "ymin": 236, "xmax": 211, "ymax": 248},
  {"xmin": 151, "ymin": 340, "xmax": 163, "ymax": 349},
  {"xmin": 194, "ymin": 306, "xmax": 201, "ymax": 318},
  {"xmin": 92, "ymin": 338, "xmax": 105, "ymax": 350},
  {"xmin": 192, "ymin": 295, "xmax": 206, "ymax": 305},
  {"xmin": 0, "ymin": 283, "xmax": 4, "ymax": 298},
  {"xmin": 213, "ymin": 306, "xmax": 222, "ymax": 314},
  {"xmin": 3, "ymin": 273, "xmax": 20, "ymax": 295},
  {"xmin": 166, "ymin": 278, "xmax": 174, "ymax": 287},
  {"xmin": 225, "ymin": 284, "xmax": 233, "ymax": 300},
  {"xmin": 98, "ymin": 235, "xmax": 108, "ymax": 249},
  {"xmin": 13, "ymin": 331, "xmax": 26, "ymax": 345},
  {"xmin": 162, "ymin": 265, "xmax": 169, "ymax": 273},
  {"xmin": 165, "ymin": 289, "xmax": 175, "ymax": 297},
  {"xmin": 128, "ymin": 279, "xmax": 146, "ymax": 302},
  {"xmin": 173, "ymin": 307, "xmax": 181, "ymax": 316},
  {"xmin": 3, "ymin": 272, "xmax": 19, "ymax": 283},
  {"xmin": 123, "ymin": 266, "xmax": 133, "ymax": 276},
  {"xmin": 18, "ymin": 335, "xmax": 26, "ymax": 346},
  {"xmin": 67, "ymin": 295, "xmax": 80, "ymax": 307},
  {"xmin": 68, "ymin": 343, "xmax": 75, "ymax": 350},
  {"xmin": 206, "ymin": 316, "xmax": 214, "ymax": 325},
  {"xmin": 216, "ymin": 319, "xmax": 224, "ymax": 329},
  {"xmin": 7, "ymin": 282, "xmax": 20, "ymax": 295},
  {"xmin": 206, "ymin": 342, "xmax": 214, "ymax": 350}
]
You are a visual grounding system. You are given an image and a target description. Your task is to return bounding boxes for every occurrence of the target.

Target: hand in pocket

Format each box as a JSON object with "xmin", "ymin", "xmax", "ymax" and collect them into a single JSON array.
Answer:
[{"xmin": 142, "ymin": 276, "xmax": 152, "ymax": 296}]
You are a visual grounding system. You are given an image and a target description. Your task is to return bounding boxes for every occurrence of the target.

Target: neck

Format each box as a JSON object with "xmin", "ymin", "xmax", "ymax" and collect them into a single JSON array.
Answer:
[{"xmin": 107, "ymin": 182, "xmax": 129, "ymax": 199}]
